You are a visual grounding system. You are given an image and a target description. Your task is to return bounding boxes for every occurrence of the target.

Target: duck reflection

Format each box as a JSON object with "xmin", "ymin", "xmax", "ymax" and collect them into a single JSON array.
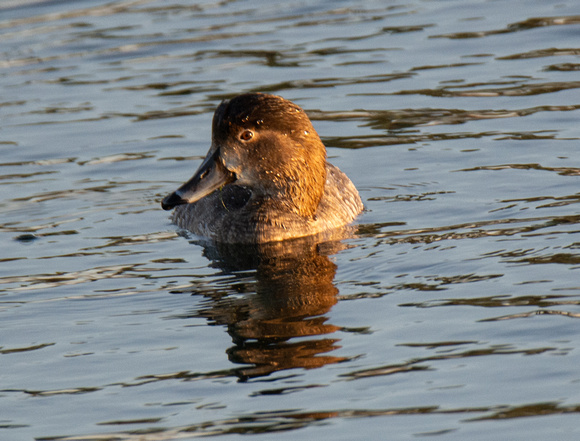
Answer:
[{"xmin": 191, "ymin": 231, "xmax": 354, "ymax": 381}]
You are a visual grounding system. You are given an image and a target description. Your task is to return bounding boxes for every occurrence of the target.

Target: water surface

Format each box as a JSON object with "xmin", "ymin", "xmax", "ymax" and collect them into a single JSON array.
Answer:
[{"xmin": 1, "ymin": 0, "xmax": 580, "ymax": 440}]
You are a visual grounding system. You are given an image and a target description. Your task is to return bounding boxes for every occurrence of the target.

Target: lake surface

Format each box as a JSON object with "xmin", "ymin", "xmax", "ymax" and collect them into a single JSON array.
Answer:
[{"xmin": 1, "ymin": 0, "xmax": 580, "ymax": 440}]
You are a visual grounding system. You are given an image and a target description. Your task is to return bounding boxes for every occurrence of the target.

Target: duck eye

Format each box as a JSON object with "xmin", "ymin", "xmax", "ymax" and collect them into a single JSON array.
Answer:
[{"xmin": 240, "ymin": 130, "xmax": 254, "ymax": 141}]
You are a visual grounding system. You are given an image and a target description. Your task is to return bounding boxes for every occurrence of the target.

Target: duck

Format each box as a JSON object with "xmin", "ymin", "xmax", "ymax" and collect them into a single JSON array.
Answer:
[{"xmin": 161, "ymin": 93, "xmax": 363, "ymax": 244}]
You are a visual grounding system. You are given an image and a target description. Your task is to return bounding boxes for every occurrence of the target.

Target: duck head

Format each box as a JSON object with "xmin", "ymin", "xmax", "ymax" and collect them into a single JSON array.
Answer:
[{"xmin": 162, "ymin": 93, "xmax": 327, "ymax": 218}]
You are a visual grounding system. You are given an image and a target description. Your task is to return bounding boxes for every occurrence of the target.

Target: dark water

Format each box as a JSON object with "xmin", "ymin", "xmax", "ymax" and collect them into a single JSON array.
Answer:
[{"xmin": 1, "ymin": 0, "xmax": 580, "ymax": 440}]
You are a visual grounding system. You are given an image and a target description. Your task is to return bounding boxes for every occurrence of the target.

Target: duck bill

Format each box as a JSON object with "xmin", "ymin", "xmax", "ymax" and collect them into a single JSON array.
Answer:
[{"xmin": 161, "ymin": 148, "xmax": 235, "ymax": 211}]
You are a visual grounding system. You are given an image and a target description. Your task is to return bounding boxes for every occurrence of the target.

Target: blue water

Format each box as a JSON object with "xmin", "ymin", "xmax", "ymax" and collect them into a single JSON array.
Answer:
[{"xmin": 1, "ymin": 0, "xmax": 580, "ymax": 440}]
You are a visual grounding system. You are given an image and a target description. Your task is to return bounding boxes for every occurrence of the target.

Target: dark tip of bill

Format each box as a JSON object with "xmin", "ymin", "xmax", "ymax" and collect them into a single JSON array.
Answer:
[{"xmin": 161, "ymin": 192, "xmax": 185, "ymax": 211}]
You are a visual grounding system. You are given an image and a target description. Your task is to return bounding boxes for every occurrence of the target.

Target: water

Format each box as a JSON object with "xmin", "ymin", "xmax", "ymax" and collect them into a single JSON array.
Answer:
[{"xmin": 1, "ymin": 0, "xmax": 579, "ymax": 439}]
